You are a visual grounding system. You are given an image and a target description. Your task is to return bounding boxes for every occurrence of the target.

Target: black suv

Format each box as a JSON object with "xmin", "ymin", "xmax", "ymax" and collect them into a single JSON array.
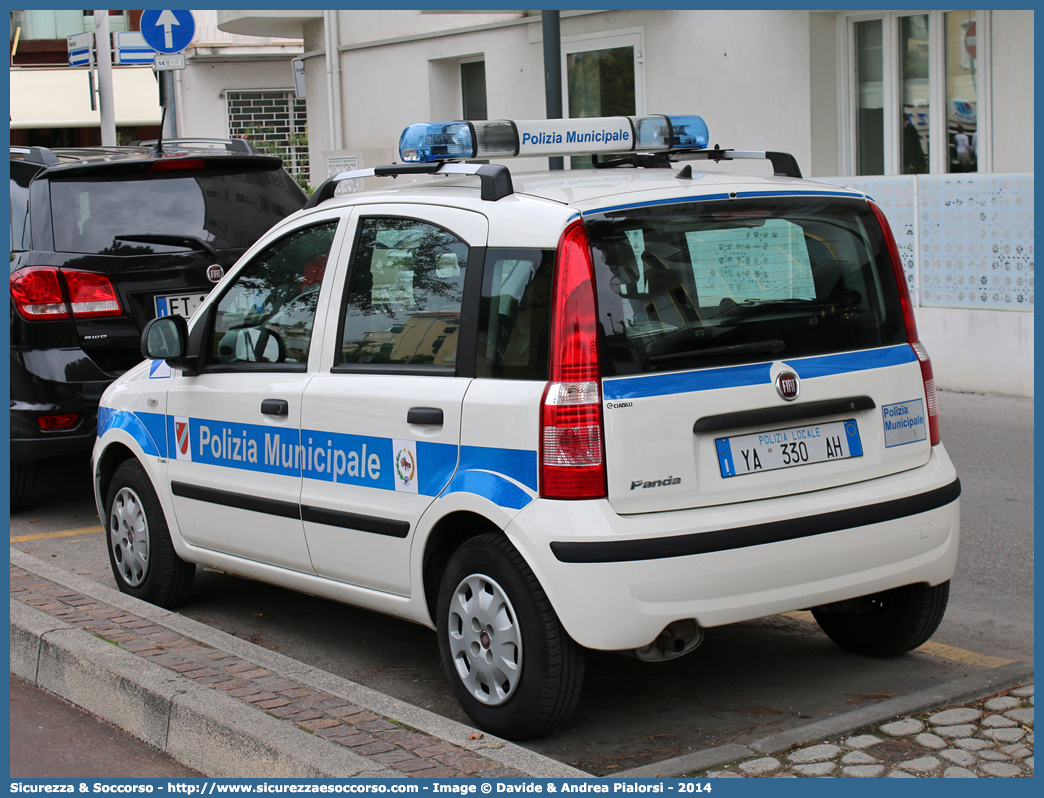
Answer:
[{"xmin": 10, "ymin": 141, "xmax": 307, "ymax": 509}]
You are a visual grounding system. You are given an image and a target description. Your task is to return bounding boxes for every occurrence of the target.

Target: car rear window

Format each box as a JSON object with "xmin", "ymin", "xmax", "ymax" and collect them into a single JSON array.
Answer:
[
  {"xmin": 586, "ymin": 196, "xmax": 909, "ymax": 376},
  {"xmin": 48, "ymin": 169, "xmax": 304, "ymax": 254}
]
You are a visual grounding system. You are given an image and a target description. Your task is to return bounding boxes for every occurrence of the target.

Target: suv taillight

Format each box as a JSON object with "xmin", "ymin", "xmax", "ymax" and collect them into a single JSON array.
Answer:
[
  {"xmin": 540, "ymin": 220, "xmax": 607, "ymax": 499},
  {"xmin": 10, "ymin": 267, "xmax": 122, "ymax": 321},
  {"xmin": 64, "ymin": 270, "xmax": 122, "ymax": 317},
  {"xmin": 870, "ymin": 201, "xmax": 940, "ymax": 445}
]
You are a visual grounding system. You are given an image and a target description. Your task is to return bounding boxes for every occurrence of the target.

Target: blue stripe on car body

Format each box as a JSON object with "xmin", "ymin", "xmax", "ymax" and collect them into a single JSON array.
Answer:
[{"xmin": 603, "ymin": 345, "xmax": 916, "ymax": 401}]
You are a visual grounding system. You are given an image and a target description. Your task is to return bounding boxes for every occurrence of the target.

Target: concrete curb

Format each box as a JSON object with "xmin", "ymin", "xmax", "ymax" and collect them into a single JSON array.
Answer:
[
  {"xmin": 12, "ymin": 599, "xmax": 398, "ymax": 778},
  {"xmin": 615, "ymin": 660, "xmax": 1035, "ymax": 778},
  {"xmin": 10, "ymin": 549, "xmax": 587, "ymax": 778}
]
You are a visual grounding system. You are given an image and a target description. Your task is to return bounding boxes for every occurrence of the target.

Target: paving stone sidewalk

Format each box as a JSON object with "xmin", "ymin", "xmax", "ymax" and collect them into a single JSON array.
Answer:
[
  {"xmin": 693, "ymin": 684, "xmax": 1034, "ymax": 779},
  {"xmin": 9, "ymin": 559, "xmax": 571, "ymax": 778}
]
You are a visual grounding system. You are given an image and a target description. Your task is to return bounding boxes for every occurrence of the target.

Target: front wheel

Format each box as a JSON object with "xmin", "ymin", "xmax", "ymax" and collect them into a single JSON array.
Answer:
[
  {"xmin": 812, "ymin": 581, "xmax": 950, "ymax": 657},
  {"xmin": 105, "ymin": 459, "xmax": 195, "ymax": 608},
  {"xmin": 437, "ymin": 533, "xmax": 584, "ymax": 739}
]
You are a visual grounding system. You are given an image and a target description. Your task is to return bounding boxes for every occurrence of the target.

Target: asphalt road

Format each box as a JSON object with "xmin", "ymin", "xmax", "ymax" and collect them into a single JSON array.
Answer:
[
  {"xmin": 10, "ymin": 390, "xmax": 1033, "ymax": 775},
  {"xmin": 9, "ymin": 675, "xmax": 201, "ymax": 778}
]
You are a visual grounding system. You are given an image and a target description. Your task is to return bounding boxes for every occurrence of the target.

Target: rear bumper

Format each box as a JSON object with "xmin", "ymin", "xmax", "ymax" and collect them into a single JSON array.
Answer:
[
  {"xmin": 509, "ymin": 445, "xmax": 960, "ymax": 651},
  {"xmin": 11, "ymin": 429, "xmax": 97, "ymax": 463},
  {"xmin": 10, "ymin": 348, "xmax": 109, "ymax": 463}
]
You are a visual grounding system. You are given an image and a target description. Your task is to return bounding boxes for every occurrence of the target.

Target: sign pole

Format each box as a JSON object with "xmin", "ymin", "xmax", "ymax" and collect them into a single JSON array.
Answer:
[
  {"xmin": 139, "ymin": 10, "xmax": 195, "ymax": 141},
  {"xmin": 94, "ymin": 10, "xmax": 116, "ymax": 145},
  {"xmin": 162, "ymin": 71, "xmax": 178, "ymax": 138}
]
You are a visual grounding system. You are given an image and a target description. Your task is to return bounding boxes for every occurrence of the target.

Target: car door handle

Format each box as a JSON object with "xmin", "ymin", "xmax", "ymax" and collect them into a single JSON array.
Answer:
[
  {"xmin": 407, "ymin": 407, "xmax": 443, "ymax": 426},
  {"xmin": 261, "ymin": 399, "xmax": 289, "ymax": 416}
]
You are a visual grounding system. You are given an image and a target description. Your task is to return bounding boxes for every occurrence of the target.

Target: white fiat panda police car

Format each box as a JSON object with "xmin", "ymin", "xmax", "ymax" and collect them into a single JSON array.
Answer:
[{"xmin": 93, "ymin": 115, "xmax": 960, "ymax": 739}]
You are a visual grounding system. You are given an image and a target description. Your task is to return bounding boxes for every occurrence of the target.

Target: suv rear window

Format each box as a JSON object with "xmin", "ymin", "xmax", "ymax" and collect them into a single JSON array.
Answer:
[
  {"xmin": 586, "ymin": 196, "xmax": 908, "ymax": 376},
  {"xmin": 48, "ymin": 169, "xmax": 304, "ymax": 254}
]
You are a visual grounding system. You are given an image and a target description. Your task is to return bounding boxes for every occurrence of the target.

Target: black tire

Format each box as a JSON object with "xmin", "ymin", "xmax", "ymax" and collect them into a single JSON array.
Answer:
[
  {"xmin": 105, "ymin": 459, "xmax": 195, "ymax": 608},
  {"xmin": 812, "ymin": 581, "xmax": 950, "ymax": 657},
  {"xmin": 436, "ymin": 533, "xmax": 585, "ymax": 739},
  {"xmin": 10, "ymin": 460, "xmax": 37, "ymax": 512}
]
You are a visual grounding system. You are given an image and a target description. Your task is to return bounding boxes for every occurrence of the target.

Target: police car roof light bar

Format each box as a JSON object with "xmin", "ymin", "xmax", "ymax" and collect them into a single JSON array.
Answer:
[
  {"xmin": 399, "ymin": 114, "xmax": 710, "ymax": 163},
  {"xmin": 303, "ymin": 161, "xmax": 514, "ymax": 209}
]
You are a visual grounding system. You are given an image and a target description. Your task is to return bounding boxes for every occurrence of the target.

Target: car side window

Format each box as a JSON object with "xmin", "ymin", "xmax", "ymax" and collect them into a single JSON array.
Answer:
[
  {"xmin": 476, "ymin": 249, "xmax": 554, "ymax": 380},
  {"xmin": 9, "ymin": 161, "xmax": 38, "ymax": 253},
  {"xmin": 339, "ymin": 217, "xmax": 468, "ymax": 369},
  {"xmin": 210, "ymin": 221, "xmax": 337, "ymax": 367}
]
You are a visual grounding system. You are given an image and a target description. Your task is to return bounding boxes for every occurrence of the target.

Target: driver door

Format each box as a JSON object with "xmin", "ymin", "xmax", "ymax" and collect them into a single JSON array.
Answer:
[{"xmin": 165, "ymin": 218, "xmax": 343, "ymax": 573}]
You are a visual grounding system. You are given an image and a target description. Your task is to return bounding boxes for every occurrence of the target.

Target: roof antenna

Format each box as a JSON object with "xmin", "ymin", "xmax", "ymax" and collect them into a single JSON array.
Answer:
[{"xmin": 149, "ymin": 106, "xmax": 167, "ymax": 156}]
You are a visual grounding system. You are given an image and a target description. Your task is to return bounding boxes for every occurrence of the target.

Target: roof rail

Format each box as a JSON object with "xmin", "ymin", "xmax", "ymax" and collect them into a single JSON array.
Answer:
[
  {"xmin": 303, "ymin": 161, "xmax": 514, "ymax": 209},
  {"xmin": 10, "ymin": 145, "xmax": 61, "ymax": 166},
  {"xmin": 675, "ymin": 145, "xmax": 803, "ymax": 179},
  {"xmin": 128, "ymin": 137, "xmax": 259, "ymax": 154}
]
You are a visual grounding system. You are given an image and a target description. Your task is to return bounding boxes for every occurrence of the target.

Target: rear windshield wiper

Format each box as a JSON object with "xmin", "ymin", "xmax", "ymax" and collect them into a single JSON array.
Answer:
[
  {"xmin": 714, "ymin": 289, "xmax": 861, "ymax": 319},
  {"xmin": 648, "ymin": 339, "xmax": 785, "ymax": 363},
  {"xmin": 113, "ymin": 234, "xmax": 218, "ymax": 260}
]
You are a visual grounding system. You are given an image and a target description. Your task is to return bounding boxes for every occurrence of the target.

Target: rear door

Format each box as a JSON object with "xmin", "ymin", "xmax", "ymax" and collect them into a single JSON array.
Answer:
[
  {"xmin": 587, "ymin": 194, "xmax": 932, "ymax": 514},
  {"xmin": 300, "ymin": 206, "xmax": 486, "ymax": 595}
]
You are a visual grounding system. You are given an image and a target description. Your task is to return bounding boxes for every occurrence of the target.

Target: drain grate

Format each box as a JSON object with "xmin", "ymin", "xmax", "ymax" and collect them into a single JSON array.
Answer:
[{"xmin": 864, "ymin": 741, "xmax": 927, "ymax": 761}]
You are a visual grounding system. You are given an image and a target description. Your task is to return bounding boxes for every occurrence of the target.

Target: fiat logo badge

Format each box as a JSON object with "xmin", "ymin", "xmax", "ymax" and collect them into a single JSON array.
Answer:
[
  {"xmin": 206, "ymin": 264, "xmax": 224, "ymax": 283},
  {"xmin": 775, "ymin": 370, "xmax": 800, "ymax": 402}
]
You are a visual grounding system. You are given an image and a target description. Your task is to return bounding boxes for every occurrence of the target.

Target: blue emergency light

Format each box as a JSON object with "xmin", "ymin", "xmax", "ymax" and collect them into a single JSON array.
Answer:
[{"xmin": 399, "ymin": 115, "xmax": 709, "ymax": 163}]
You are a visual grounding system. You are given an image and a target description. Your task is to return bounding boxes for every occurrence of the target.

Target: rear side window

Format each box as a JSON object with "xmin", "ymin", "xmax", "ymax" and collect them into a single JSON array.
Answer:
[
  {"xmin": 586, "ymin": 196, "xmax": 908, "ymax": 376},
  {"xmin": 48, "ymin": 169, "xmax": 305, "ymax": 254},
  {"xmin": 476, "ymin": 249, "xmax": 554, "ymax": 380},
  {"xmin": 9, "ymin": 161, "xmax": 38, "ymax": 252}
]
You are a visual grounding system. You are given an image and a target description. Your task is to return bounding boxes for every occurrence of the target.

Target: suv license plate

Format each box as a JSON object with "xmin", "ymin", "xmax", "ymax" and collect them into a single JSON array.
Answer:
[
  {"xmin": 155, "ymin": 293, "xmax": 208, "ymax": 318},
  {"xmin": 716, "ymin": 419, "xmax": 863, "ymax": 478}
]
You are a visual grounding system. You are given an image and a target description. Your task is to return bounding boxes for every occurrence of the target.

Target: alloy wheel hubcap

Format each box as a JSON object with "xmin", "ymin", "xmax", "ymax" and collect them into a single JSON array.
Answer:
[
  {"xmin": 447, "ymin": 574, "xmax": 522, "ymax": 706},
  {"xmin": 110, "ymin": 487, "xmax": 150, "ymax": 587}
]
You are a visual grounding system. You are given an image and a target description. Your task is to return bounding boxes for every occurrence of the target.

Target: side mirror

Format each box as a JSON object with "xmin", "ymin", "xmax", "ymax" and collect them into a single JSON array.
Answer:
[
  {"xmin": 142, "ymin": 315, "xmax": 187, "ymax": 359},
  {"xmin": 141, "ymin": 315, "xmax": 199, "ymax": 373}
]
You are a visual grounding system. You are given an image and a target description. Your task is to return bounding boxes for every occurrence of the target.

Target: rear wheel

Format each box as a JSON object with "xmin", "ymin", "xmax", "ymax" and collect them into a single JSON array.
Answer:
[
  {"xmin": 105, "ymin": 459, "xmax": 194, "ymax": 608},
  {"xmin": 437, "ymin": 533, "xmax": 584, "ymax": 739},
  {"xmin": 10, "ymin": 460, "xmax": 37, "ymax": 512},
  {"xmin": 812, "ymin": 581, "xmax": 950, "ymax": 657}
]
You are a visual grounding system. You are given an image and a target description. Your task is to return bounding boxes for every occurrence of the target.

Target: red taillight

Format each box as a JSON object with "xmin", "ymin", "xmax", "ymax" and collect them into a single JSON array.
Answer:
[
  {"xmin": 540, "ymin": 220, "xmax": 607, "ymax": 499},
  {"xmin": 38, "ymin": 414, "xmax": 78, "ymax": 431},
  {"xmin": 11, "ymin": 268, "xmax": 69, "ymax": 319},
  {"xmin": 64, "ymin": 270, "xmax": 122, "ymax": 317},
  {"xmin": 10, "ymin": 267, "xmax": 122, "ymax": 321},
  {"xmin": 870, "ymin": 201, "xmax": 940, "ymax": 445}
]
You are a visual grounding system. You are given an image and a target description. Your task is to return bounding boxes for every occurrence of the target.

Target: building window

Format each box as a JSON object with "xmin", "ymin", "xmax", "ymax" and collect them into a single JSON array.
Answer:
[
  {"xmin": 945, "ymin": 10, "xmax": 978, "ymax": 172},
  {"xmin": 898, "ymin": 14, "xmax": 930, "ymax": 174},
  {"xmin": 10, "ymin": 10, "xmax": 128, "ymax": 41},
  {"xmin": 227, "ymin": 89, "xmax": 308, "ymax": 186},
  {"xmin": 562, "ymin": 29, "xmax": 645, "ymax": 169},
  {"xmin": 855, "ymin": 19, "xmax": 884, "ymax": 175},
  {"xmin": 845, "ymin": 11, "xmax": 988, "ymax": 176},
  {"xmin": 460, "ymin": 60, "xmax": 487, "ymax": 120}
]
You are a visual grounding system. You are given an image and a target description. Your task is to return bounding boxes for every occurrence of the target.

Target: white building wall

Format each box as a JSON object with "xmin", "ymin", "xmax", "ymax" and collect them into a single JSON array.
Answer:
[
  {"xmin": 918, "ymin": 308, "xmax": 1033, "ymax": 398},
  {"xmin": 174, "ymin": 10, "xmax": 302, "ymax": 142},
  {"xmin": 989, "ymin": 10, "xmax": 1034, "ymax": 174}
]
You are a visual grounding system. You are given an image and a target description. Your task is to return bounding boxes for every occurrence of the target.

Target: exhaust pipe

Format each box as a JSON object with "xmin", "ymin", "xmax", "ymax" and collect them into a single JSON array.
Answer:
[{"xmin": 632, "ymin": 619, "xmax": 704, "ymax": 662}]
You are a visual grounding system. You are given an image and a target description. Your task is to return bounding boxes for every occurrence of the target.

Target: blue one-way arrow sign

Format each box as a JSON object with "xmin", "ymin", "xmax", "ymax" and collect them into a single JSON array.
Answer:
[{"xmin": 139, "ymin": 9, "xmax": 195, "ymax": 54}]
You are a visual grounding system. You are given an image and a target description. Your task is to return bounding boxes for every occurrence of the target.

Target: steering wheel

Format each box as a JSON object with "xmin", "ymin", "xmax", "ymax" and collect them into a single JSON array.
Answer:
[{"xmin": 253, "ymin": 326, "xmax": 287, "ymax": 363}]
